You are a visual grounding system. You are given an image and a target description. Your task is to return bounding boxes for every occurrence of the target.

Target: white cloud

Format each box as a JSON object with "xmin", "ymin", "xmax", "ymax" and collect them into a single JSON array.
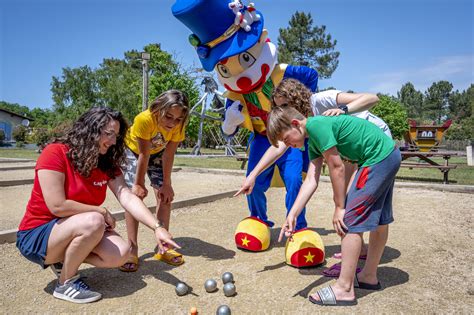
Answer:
[{"xmin": 369, "ymin": 54, "xmax": 474, "ymax": 95}]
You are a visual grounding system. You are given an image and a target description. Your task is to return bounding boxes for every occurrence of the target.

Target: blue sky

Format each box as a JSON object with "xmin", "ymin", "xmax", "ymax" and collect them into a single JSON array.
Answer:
[{"xmin": 1, "ymin": 0, "xmax": 473, "ymax": 109}]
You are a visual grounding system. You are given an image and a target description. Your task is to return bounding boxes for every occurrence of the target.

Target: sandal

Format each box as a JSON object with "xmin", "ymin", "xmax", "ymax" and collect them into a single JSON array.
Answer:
[
  {"xmin": 119, "ymin": 255, "xmax": 139, "ymax": 272},
  {"xmin": 333, "ymin": 252, "xmax": 367, "ymax": 260},
  {"xmin": 354, "ymin": 273, "xmax": 382, "ymax": 290},
  {"xmin": 309, "ymin": 286, "xmax": 357, "ymax": 306},
  {"xmin": 322, "ymin": 263, "xmax": 361, "ymax": 278},
  {"xmin": 154, "ymin": 249, "xmax": 185, "ymax": 266}
]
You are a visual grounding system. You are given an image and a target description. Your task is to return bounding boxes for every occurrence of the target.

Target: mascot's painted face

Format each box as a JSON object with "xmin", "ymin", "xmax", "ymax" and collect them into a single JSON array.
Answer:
[{"xmin": 214, "ymin": 30, "xmax": 277, "ymax": 94}]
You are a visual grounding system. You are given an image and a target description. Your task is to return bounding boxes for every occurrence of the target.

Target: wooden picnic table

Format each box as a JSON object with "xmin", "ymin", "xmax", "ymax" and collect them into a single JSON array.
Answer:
[{"xmin": 400, "ymin": 151, "xmax": 458, "ymax": 184}]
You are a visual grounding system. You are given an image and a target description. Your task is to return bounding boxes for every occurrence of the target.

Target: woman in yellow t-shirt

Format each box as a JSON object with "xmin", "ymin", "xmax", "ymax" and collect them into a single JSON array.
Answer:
[{"xmin": 120, "ymin": 90, "xmax": 190, "ymax": 271}]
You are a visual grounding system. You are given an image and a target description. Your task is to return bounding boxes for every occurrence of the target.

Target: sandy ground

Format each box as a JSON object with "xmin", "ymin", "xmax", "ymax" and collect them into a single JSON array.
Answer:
[
  {"xmin": 0, "ymin": 170, "xmax": 243, "ymax": 231},
  {"xmin": 0, "ymin": 174, "xmax": 473, "ymax": 314},
  {"xmin": 0, "ymin": 159, "xmax": 36, "ymax": 181},
  {"xmin": 0, "ymin": 168, "xmax": 35, "ymax": 181}
]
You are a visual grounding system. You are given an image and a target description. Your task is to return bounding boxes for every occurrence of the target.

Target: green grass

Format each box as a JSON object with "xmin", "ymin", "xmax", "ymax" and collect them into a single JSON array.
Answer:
[
  {"xmin": 0, "ymin": 148, "xmax": 40, "ymax": 160},
  {"xmin": 2, "ymin": 148, "xmax": 473, "ymax": 185},
  {"xmin": 396, "ymin": 156, "xmax": 474, "ymax": 185},
  {"xmin": 176, "ymin": 147, "xmax": 246, "ymax": 155},
  {"xmin": 174, "ymin": 156, "xmax": 244, "ymax": 170},
  {"xmin": 319, "ymin": 156, "xmax": 474, "ymax": 185}
]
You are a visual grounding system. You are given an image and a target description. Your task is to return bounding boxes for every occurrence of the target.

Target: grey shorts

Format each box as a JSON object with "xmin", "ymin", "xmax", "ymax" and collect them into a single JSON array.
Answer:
[
  {"xmin": 122, "ymin": 148, "xmax": 164, "ymax": 189},
  {"xmin": 343, "ymin": 148, "xmax": 401, "ymax": 233}
]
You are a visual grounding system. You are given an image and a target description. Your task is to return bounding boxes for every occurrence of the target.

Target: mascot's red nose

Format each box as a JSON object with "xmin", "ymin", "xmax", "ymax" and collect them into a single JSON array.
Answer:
[{"xmin": 236, "ymin": 77, "xmax": 252, "ymax": 90}]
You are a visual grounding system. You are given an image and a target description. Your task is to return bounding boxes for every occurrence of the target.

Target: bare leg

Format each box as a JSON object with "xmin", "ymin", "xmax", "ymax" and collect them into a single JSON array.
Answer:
[
  {"xmin": 358, "ymin": 224, "xmax": 389, "ymax": 285},
  {"xmin": 328, "ymin": 163, "xmax": 367, "ymax": 264},
  {"xmin": 119, "ymin": 210, "xmax": 140, "ymax": 271},
  {"xmin": 344, "ymin": 162, "xmax": 368, "ymax": 256},
  {"xmin": 84, "ymin": 230, "xmax": 129, "ymax": 267},
  {"xmin": 311, "ymin": 232, "xmax": 363, "ymax": 301},
  {"xmin": 154, "ymin": 187, "xmax": 171, "ymax": 230},
  {"xmin": 44, "ymin": 212, "xmax": 127, "ymax": 284},
  {"xmin": 153, "ymin": 187, "xmax": 182, "ymax": 264},
  {"xmin": 124, "ymin": 211, "xmax": 139, "ymax": 256}
]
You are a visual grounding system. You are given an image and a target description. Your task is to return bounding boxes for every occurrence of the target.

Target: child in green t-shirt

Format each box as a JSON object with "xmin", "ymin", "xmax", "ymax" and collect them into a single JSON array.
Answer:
[{"xmin": 267, "ymin": 106, "xmax": 401, "ymax": 306}]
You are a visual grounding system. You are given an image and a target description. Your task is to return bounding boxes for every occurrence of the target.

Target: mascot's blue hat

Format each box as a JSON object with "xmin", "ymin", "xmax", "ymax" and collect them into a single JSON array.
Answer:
[{"xmin": 172, "ymin": 0, "xmax": 264, "ymax": 71}]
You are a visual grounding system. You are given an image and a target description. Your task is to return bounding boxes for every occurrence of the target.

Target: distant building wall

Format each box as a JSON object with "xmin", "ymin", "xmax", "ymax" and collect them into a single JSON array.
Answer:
[{"xmin": 0, "ymin": 110, "xmax": 29, "ymax": 142}]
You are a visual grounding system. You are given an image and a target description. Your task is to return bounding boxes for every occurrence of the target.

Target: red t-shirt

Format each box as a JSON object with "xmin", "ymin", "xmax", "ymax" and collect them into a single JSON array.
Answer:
[{"xmin": 18, "ymin": 143, "xmax": 114, "ymax": 231}]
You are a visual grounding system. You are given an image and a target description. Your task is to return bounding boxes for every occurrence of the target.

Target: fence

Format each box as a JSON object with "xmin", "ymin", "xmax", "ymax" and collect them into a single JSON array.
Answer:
[{"xmin": 443, "ymin": 140, "xmax": 473, "ymax": 151}]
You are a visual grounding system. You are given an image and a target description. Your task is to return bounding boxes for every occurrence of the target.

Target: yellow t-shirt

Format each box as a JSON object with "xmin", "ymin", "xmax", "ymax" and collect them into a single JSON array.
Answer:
[{"xmin": 125, "ymin": 109, "xmax": 185, "ymax": 155}]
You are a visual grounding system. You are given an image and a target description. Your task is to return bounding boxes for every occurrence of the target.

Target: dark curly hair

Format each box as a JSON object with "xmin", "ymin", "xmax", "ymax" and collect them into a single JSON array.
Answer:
[
  {"xmin": 55, "ymin": 107, "xmax": 128, "ymax": 178},
  {"xmin": 272, "ymin": 78, "xmax": 313, "ymax": 117}
]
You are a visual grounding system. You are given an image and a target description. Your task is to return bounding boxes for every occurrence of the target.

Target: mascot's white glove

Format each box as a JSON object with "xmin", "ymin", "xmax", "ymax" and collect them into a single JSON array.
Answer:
[{"xmin": 222, "ymin": 100, "xmax": 244, "ymax": 135}]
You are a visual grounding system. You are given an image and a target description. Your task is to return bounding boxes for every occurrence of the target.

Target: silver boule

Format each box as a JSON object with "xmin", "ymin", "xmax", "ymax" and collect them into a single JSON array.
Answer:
[
  {"xmin": 175, "ymin": 282, "xmax": 188, "ymax": 296},
  {"xmin": 216, "ymin": 305, "xmax": 231, "ymax": 315},
  {"xmin": 221, "ymin": 272, "xmax": 234, "ymax": 284},
  {"xmin": 204, "ymin": 279, "xmax": 218, "ymax": 293},
  {"xmin": 223, "ymin": 282, "xmax": 236, "ymax": 297}
]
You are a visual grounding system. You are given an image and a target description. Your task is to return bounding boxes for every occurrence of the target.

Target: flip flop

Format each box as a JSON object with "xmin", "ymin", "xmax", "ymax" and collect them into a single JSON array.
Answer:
[
  {"xmin": 119, "ymin": 255, "xmax": 139, "ymax": 272},
  {"xmin": 309, "ymin": 286, "xmax": 357, "ymax": 306},
  {"xmin": 354, "ymin": 273, "xmax": 382, "ymax": 290},
  {"xmin": 333, "ymin": 252, "xmax": 367, "ymax": 260},
  {"xmin": 322, "ymin": 263, "xmax": 361, "ymax": 278},
  {"xmin": 154, "ymin": 249, "xmax": 185, "ymax": 266}
]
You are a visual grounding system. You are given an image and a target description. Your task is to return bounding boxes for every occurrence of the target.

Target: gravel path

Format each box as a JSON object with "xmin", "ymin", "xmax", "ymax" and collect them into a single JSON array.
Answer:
[
  {"xmin": 0, "ymin": 180, "xmax": 472, "ymax": 313},
  {"xmin": 0, "ymin": 170, "xmax": 242, "ymax": 231}
]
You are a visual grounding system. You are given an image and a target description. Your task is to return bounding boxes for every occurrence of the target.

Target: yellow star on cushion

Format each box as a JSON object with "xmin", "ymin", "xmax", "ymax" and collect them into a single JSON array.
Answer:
[
  {"xmin": 241, "ymin": 236, "xmax": 250, "ymax": 247},
  {"xmin": 304, "ymin": 251, "xmax": 315, "ymax": 263}
]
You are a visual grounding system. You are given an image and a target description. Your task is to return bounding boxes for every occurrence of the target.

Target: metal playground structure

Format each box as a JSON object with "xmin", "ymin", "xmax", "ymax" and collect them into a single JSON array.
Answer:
[{"xmin": 189, "ymin": 76, "xmax": 248, "ymax": 156}]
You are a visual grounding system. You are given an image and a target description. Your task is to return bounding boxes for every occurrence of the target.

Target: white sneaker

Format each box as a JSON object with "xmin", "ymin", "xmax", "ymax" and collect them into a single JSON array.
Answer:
[{"xmin": 53, "ymin": 275, "xmax": 102, "ymax": 304}]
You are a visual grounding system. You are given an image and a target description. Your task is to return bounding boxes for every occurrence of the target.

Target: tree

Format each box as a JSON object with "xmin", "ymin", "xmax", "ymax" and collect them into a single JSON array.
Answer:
[
  {"xmin": 51, "ymin": 65, "xmax": 100, "ymax": 123},
  {"xmin": 29, "ymin": 108, "xmax": 54, "ymax": 128},
  {"xmin": 50, "ymin": 43, "xmax": 199, "ymax": 126},
  {"xmin": 424, "ymin": 81, "xmax": 453, "ymax": 124},
  {"xmin": 96, "ymin": 56, "xmax": 142, "ymax": 121},
  {"xmin": 448, "ymin": 84, "xmax": 473, "ymax": 123},
  {"xmin": 278, "ymin": 11, "xmax": 340, "ymax": 79},
  {"xmin": 145, "ymin": 44, "xmax": 199, "ymax": 109},
  {"xmin": 371, "ymin": 94, "xmax": 409, "ymax": 140},
  {"xmin": 0, "ymin": 101, "xmax": 30, "ymax": 117},
  {"xmin": 398, "ymin": 82, "xmax": 424, "ymax": 120}
]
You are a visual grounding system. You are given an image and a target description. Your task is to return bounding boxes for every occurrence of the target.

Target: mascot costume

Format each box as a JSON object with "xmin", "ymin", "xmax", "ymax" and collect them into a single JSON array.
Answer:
[{"xmin": 172, "ymin": 0, "xmax": 322, "ymax": 261}]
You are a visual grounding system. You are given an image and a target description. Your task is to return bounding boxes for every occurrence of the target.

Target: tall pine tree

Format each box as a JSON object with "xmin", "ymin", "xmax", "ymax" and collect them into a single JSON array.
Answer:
[
  {"xmin": 424, "ymin": 81, "xmax": 453, "ymax": 124},
  {"xmin": 277, "ymin": 12, "xmax": 339, "ymax": 79},
  {"xmin": 398, "ymin": 82, "xmax": 424, "ymax": 120}
]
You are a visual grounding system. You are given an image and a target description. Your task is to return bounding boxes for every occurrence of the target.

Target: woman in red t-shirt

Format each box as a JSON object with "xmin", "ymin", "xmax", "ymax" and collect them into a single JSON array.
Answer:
[{"xmin": 16, "ymin": 107, "xmax": 180, "ymax": 304}]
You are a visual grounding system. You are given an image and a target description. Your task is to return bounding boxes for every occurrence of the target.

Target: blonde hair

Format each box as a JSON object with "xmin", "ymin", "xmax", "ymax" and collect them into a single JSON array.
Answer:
[
  {"xmin": 149, "ymin": 90, "xmax": 190, "ymax": 130},
  {"xmin": 272, "ymin": 78, "xmax": 313, "ymax": 117},
  {"xmin": 267, "ymin": 106, "xmax": 305, "ymax": 147}
]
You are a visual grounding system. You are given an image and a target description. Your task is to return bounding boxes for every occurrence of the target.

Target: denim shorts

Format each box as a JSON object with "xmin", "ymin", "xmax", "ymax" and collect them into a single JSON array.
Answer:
[
  {"xmin": 16, "ymin": 218, "xmax": 59, "ymax": 269},
  {"xmin": 344, "ymin": 148, "xmax": 401, "ymax": 233},
  {"xmin": 122, "ymin": 148, "xmax": 164, "ymax": 189}
]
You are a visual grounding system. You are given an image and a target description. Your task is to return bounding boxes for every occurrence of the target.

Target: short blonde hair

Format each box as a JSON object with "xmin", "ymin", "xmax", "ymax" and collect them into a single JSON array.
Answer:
[
  {"xmin": 272, "ymin": 78, "xmax": 313, "ymax": 117},
  {"xmin": 267, "ymin": 106, "xmax": 305, "ymax": 147}
]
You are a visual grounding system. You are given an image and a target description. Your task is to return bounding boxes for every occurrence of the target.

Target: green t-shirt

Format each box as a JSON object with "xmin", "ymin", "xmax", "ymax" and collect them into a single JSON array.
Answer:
[{"xmin": 306, "ymin": 115, "xmax": 395, "ymax": 167}]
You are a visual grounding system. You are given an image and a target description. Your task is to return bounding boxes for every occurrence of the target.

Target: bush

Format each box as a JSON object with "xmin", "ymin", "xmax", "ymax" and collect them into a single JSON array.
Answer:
[
  {"xmin": 445, "ymin": 116, "xmax": 474, "ymax": 141},
  {"xmin": 12, "ymin": 125, "xmax": 28, "ymax": 143},
  {"xmin": 371, "ymin": 95, "xmax": 409, "ymax": 140},
  {"xmin": 31, "ymin": 128, "xmax": 51, "ymax": 149},
  {"xmin": 50, "ymin": 121, "xmax": 73, "ymax": 139},
  {"xmin": 0, "ymin": 129, "xmax": 5, "ymax": 145}
]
